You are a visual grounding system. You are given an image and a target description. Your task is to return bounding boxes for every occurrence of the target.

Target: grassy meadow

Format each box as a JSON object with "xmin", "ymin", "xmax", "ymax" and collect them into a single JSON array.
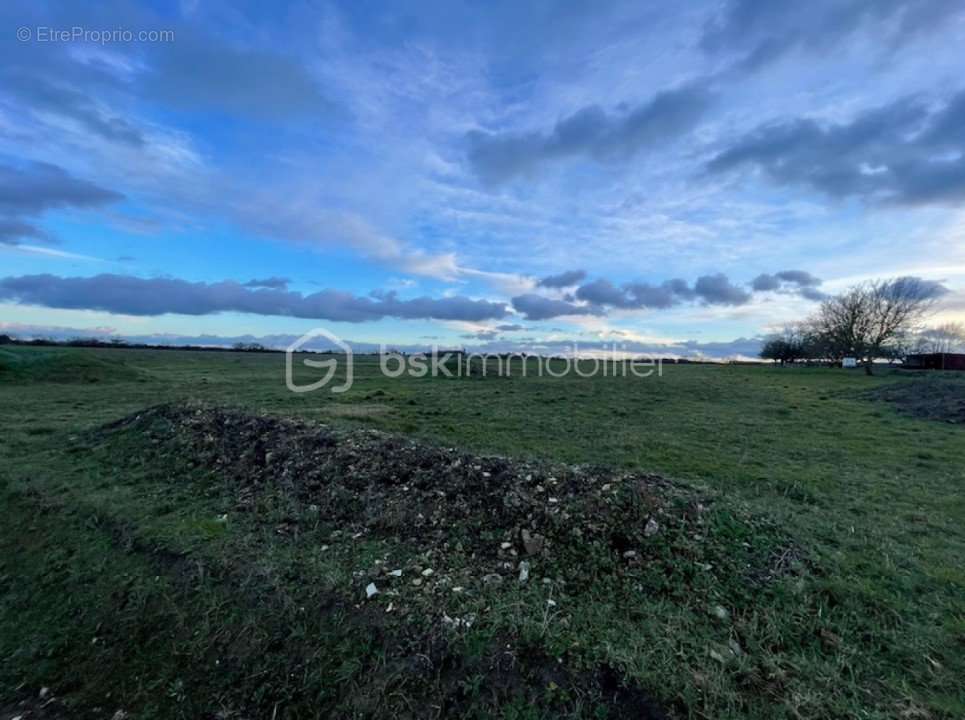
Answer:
[{"xmin": 1, "ymin": 344, "xmax": 963, "ymax": 719}]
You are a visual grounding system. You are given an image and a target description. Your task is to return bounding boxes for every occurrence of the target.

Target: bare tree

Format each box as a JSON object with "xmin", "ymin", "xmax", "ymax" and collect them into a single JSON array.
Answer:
[
  {"xmin": 760, "ymin": 324, "xmax": 810, "ymax": 365},
  {"xmin": 914, "ymin": 322, "xmax": 965, "ymax": 354},
  {"xmin": 813, "ymin": 277, "xmax": 940, "ymax": 375}
]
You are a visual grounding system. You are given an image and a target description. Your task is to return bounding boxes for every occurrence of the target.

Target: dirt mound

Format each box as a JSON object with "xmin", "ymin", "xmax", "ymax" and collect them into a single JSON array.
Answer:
[
  {"xmin": 91, "ymin": 403, "xmax": 799, "ymax": 718},
  {"xmin": 105, "ymin": 404, "xmax": 795, "ymax": 596},
  {"xmin": 862, "ymin": 378, "xmax": 965, "ymax": 424}
]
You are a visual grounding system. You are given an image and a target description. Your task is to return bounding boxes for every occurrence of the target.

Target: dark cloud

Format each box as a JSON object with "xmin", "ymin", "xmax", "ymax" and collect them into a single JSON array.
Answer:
[
  {"xmin": 0, "ymin": 71, "xmax": 144, "ymax": 146},
  {"xmin": 243, "ymin": 277, "xmax": 290, "ymax": 289},
  {"xmin": 798, "ymin": 286, "xmax": 828, "ymax": 302},
  {"xmin": 693, "ymin": 273, "xmax": 751, "ymax": 305},
  {"xmin": 701, "ymin": 0, "xmax": 964, "ymax": 72},
  {"xmin": 0, "ymin": 161, "xmax": 123, "ymax": 216},
  {"xmin": 625, "ymin": 279, "xmax": 697, "ymax": 308},
  {"xmin": 575, "ymin": 278, "xmax": 696, "ymax": 310},
  {"xmin": 495, "ymin": 324, "xmax": 525, "ymax": 332},
  {"xmin": 707, "ymin": 91, "xmax": 965, "ymax": 205},
  {"xmin": 751, "ymin": 273, "xmax": 781, "ymax": 291},
  {"xmin": 467, "ymin": 84, "xmax": 713, "ymax": 184},
  {"xmin": 536, "ymin": 270, "xmax": 587, "ymax": 289},
  {"xmin": 524, "ymin": 268, "xmax": 824, "ymax": 319},
  {"xmin": 0, "ymin": 274, "xmax": 508, "ymax": 323},
  {"xmin": 775, "ymin": 270, "xmax": 821, "ymax": 286},
  {"xmin": 885, "ymin": 276, "xmax": 949, "ymax": 301},
  {"xmin": 511, "ymin": 294, "xmax": 600, "ymax": 321},
  {"xmin": 752, "ymin": 270, "xmax": 824, "ymax": 299},
  {"xmin": 0, "ymin": 219, "xmax": 49, "ymax": 245},
  {"xmin": 574, "ymin": 279, "xmax": 634, "ymax": 308},
  {"xmin": 576, "ymin": 274, "xmax": 748, "ymax": 310}
]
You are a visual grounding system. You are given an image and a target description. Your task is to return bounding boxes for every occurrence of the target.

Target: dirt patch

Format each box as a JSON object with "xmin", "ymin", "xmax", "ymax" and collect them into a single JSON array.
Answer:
[
  {"xmin": 86, "ymin": 403, "xmax": 800, "ymax": 718},
  {"xmin": 99, "ymin": 403, "xmax": 795, "ymax": 597},
  {"xmin": 861, "ymin": 378, "xmax": 965, "ymax": 424}
]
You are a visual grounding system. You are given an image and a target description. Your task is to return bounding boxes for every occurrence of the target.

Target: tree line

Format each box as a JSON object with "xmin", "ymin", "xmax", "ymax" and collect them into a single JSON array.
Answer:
[{"xmin": 760, "ymin": 277, "xmax": 962, "ymax": 375}]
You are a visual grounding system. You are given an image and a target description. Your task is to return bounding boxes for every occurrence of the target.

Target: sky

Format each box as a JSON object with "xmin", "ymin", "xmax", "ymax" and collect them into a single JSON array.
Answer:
[{"xmin": 2, "ymin": 0, "xmax": 965, "ymax": 358}]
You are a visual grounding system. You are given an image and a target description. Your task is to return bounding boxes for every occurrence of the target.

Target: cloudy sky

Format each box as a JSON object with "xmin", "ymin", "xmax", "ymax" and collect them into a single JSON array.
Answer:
[{"xmin": 2, "ymin": 0, "xmax": 965, "ymax": 357}]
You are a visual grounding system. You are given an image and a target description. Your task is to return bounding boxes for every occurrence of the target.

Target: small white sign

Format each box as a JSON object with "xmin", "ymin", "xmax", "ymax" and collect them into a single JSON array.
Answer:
[{"xmin": 842, "ymin": 357, "xmax": 857, "ymax": 368}]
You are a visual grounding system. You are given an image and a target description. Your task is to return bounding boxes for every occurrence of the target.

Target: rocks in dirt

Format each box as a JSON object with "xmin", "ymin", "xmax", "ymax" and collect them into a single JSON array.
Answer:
[
  {"xmin": 100, "ymin": 403, "xmax": 798, "ymax": 616},
  {"xmin": 521, "ymin": 528, "xmax": 544, "ymax": 555}
]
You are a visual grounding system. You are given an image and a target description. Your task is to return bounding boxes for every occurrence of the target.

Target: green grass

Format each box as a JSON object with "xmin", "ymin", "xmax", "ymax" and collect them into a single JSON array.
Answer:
[{"xmin": 1, "ymin": 345, "xmax": 963, "ymax": 718}]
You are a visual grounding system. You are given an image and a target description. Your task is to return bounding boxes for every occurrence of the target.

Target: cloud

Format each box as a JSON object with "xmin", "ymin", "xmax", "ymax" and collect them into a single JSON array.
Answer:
[
  {"xmin": 243, "ymin": 277, "xmax": 289, "ymax": 289},
  {"xmin": 0, "ymin": 219, "xmax": 49, "ymax": 245},
  {"xmin": 700, "ymin": 0, "xmax": 964, "ymax": 71},
  {"xmin": 775, "ymin": 270, "xmax": 821, "ymax": 286},
  {"xmin": 238, "ymin": 208, "xmax": 466, "ymax": 282},
  {"xmin": 0, "ymin": 161, "xmax": 123, "ymax": 216},
  {"xmin": 707, "ymin": 91, "xmax": 965, "ymax": 205},
  {"xmin": 751, "ymin": 273, "xmax": 781, "ymax": 291},
  {"xmin": 575, "ymin": 274, "xmax": 752, "ymax": 310},
  {"xmin": 511, "ymin": 294, "xmax": 600, "ymax": 321},
  {"xmin": 886, "ymin": 276, "xmax": 949, "ymax": 301},
  {"xmin": 520, "ymin": 268, "xmax": 826, "ymax": 319},
  {"xmin": 466, "ymin": 84, "xmax": 714, "ymax": 184},
  {"xmin": 0, "ymin": 274, "xmax": 508, "ymax": 323},
  {"xmin": 0, "ymin": 71, "xmax": 144, "ymax": 146},
  {"xmin": 693, "ymin": 273, "xmax": 751, "ymax": 305},
  {"xmin": 537, "ymin": 270, "xmax": 587, "ymax": 288},
  {"xmin": 495, "ymin": 324, "xmax": 525, "ymax": 332},
  {"xmin": 752, "ymin": 269, "xmax": 825, "ymax": 299},
  {"xmin": 576, "ymin": 278, "xmax": 697, "ymax": 310},
  {"xmin": 798, "ymin": 286, "xmax": 828, "ymax": 301}
]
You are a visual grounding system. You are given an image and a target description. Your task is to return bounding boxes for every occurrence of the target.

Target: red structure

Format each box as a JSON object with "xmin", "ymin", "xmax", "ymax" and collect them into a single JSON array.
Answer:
[{"xmin": 903, "ymin": 353, "xmax": 965, "ymax": 371}]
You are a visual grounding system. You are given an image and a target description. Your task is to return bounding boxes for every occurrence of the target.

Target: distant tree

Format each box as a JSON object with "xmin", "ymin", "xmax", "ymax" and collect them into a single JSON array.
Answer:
[
  {"xmin": 760, "ymin": 325, "xmax": 808, "ymax": 365},
  {"xmin": 812, "ymin": 277, "xmax": 939, "ymax": 375},
  {"xmin": 232, "ymin": 342, "xmax": 267, "ymax": 352},
  {"xmin": 914, "ymin": 322, "xmax": 965, "ymax": 354},
  {"xmin": 760, "ymin": 338, "xmax": 787, "ymax": 364},
  {"xmin": 0, "ymin": 334, "xmax": 13, "ymax": 344}
]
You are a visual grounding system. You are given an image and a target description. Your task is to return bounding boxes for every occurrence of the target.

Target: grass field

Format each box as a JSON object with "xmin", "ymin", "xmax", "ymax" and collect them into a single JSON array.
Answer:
[{"xmin": 1, "ymin": 345, "xmax": 963, "ymax": 719}]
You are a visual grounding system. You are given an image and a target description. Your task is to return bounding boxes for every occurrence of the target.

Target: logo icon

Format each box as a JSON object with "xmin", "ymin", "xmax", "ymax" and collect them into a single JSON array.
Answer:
[{"xmin": 286, "ymin": 328, "xmax": 353, "ymax": 393}]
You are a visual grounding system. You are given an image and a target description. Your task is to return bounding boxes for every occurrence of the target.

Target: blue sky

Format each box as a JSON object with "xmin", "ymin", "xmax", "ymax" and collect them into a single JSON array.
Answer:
[{"xmin": 2, "ymin": 0, "xmax": 965, "ymax": 357}]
